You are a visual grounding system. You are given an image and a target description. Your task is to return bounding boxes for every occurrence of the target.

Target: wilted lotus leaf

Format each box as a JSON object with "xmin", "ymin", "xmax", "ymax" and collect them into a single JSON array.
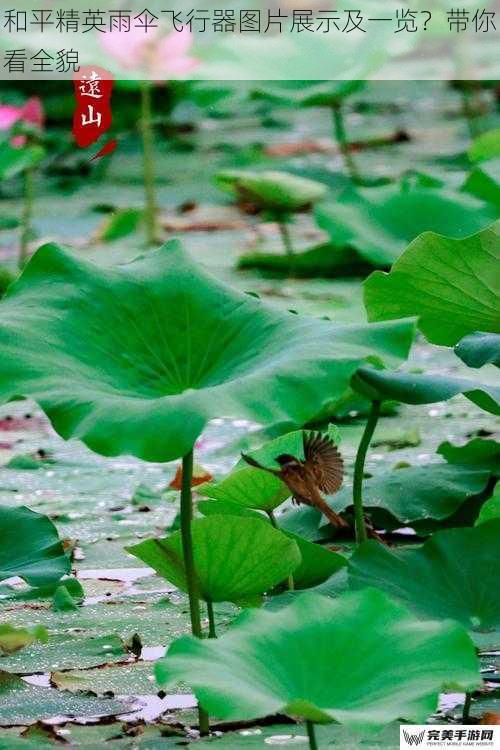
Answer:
[
  {"xmin": 0, "ymin": 624, "xmax": 48, "ymax": 655},
  {"xmin": 156, "ymin": 589, "xmax": 479, "ymax": 728},
  {"xmin": 215, "ymin": 169, "xmax": 326, "ymax": 212},
  {"xmin": 0, "ymin": 242, "xmax": 414, "ymax": 461}
]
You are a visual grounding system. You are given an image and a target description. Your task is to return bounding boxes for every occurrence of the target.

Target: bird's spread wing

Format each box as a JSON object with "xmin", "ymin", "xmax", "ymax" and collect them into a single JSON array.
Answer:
[{"xmin": 303, "ymin": 432, "xmax": 344, "ymax": 494}]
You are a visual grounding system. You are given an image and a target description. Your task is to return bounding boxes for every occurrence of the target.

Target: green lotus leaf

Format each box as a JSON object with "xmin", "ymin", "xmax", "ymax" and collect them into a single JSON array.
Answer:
[
  {"xmin": 0, "ymin": 506, "xmax": 70, "ymax": 587},
  {"xmin": 127, "ymin": 516, "xmax": 301, "ymax": 606},
  {"xmin": 476, "ymin": 485, "xmax": 500, "ymax": 525},
  {"xmin": 238, "ymin": 242, "xmax": 370, "ymax": 278},
  {"xmin": 327, "ymin": 464, "xmax": 490, "ymax": 530},
  {"xmin": 364, "ymin": 222, "xmax": 500, "ymax": 346},
  {"xmin": 198, "ymin": 466, "xmax": 290, "ymax": 512},
  {"xmin": 215, "ymin": 169, "xmax": 327, "ymax": 212},
  {"xmin": 351, "ymin": 366, "xmax": 500, "ymax": 416},
  {"xmin": 316, "ymin": 185, "xmax": 494, "ymax": 267},
  {"xmin": 0, "ymin": 624, "xmax": 48, "ymax": 655},
  {"xmin": 455, "ymin": 332, "xmax": 500, "ymax": 368},
  {"xmin": 196, "ymin": 499, "xmax": 346, "ymax": 590},
  {"xmin": 469, "ymin": 129, "xmax": 500, "ymax": 164},
  {"xmin": 349, "ymin": 521, "xmax": 500, "ymax": 634},
  {"xmin": 155, "ymin": 589, "xmax": 479, "ymax": 728},
  {"xmin": 0, "ymin": 143, "xmax": 45, "ymax": 181},
  {"xmin": 286, "ymin": 531, "xmax": 347, "ymax": 589},
  {"xmin": 462, "ymin": 159, "xmax": 500, "ymax": 211},
  {"xmin": 0, "ymin": 242, "xmax": 414, "ymax": 462},
  {"xmin": 438, "ymin": 438, "xmax": 500, "ymax": 475}
]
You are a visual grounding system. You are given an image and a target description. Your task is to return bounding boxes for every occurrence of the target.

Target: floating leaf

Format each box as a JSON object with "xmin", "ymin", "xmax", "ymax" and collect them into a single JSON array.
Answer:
[
  {"xmin": 327, "ymin": 464, "xmax": 490, "ymax": 530},
  {"xmin": 156, "ymin": 589, "xmax": 479, "ymax": 729},
  {"xmin": 0, "ymin": 671, "xmax": 129, "ymax": 726},
  {"xmin": 349, "ymin": 521, "xmax": 500, "ymax": 636},
  {"xmin": 0, "ymin": 577, "xmax": 84, "ymax": 603},
  {"xmin": 238, "ymin": 242, "xmax": 370, "ymax": 278},
  {"xmin": 215, "ymin": 169, "xmax": 326, "ymax": 212},
  {"xmin": 0, "ymin": 624, "xmax": 47, "ymax": 655},
  {"xmin": 462, "ymin": 159, "xmax": 500, "ymax": 211},
  {"xmin": 364, "ymin": 222, "xmax": 500, "ymax": 346},
  {"xmin": 127, "ymin": 516, "xmax": 301, "ymax": 606},
  {"xmin": 316, "ymin": 185, "xmax": 494, "ymax": 267},
  {"xmin": 199, "ymin": 466, "xmax": 290, "ymax": 512},
  {"xmin": 0, "ymin": 506, "xmax": 70, "ymax": 587},
  {"xmin": 352, "ymin": 366, "xmax": 500, "ymax": 416},
  {"xmin": 455, "ymin": 332, "xmax": 500, "ymax": 368},
  {"xmin": 0, "ymin": 633, "xmax": 129, "ymax": 674},
  {"xmin": 438, "ymin": 438, "xmax": 500, "ymax": 475},
  {"xmin": 0, "ymin": 242, "xmax": 414, "ymax": 462}
]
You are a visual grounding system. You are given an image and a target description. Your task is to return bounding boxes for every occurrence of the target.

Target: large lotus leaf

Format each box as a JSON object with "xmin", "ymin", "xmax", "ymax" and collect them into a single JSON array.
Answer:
[
  {"xmin": 349, "ymin": 521, "xmax": 500, "ymax": 634},
  {"xmin": 127, "ymin": 516, "xmax": 301, "ymax": 605},
  {"xmin": 0, "ymin": 506, "xmax": 70, "ymax": 586},
  {"xmin": 327, "ymin": 464, "xmax": 490, "ymax": 530},
  {"xmin": 196, "ymin": 499, "xmax": 346, "ymax": 590},
  {"xmin": 0, "ymin": 242, "xmax": 414, "ymax": 462},
  {"xmin": 469, "ymin": 129, "xmax": 500, "ymax": 164},
  {"xmin": 198, "ymin": 466, "xmax": 290, "ymax": 512},
  {"xmin": 215, "ymin": 169, "xmax": 326, "ymax": 212},
  {"xmin": 364, "ymin": 222, "xmax": 500, "ymax": 346},
  {"xmin": 455, "ymin": 332, "xmax": 500, "ymax": 368},
  {"xmin": 155, "ymin": 589, "xmax": 479, "ymax": 728},
  {"xmin": 351, "ymin": 366, "xmax": 500, "ymax": 416},
  {"xmin": 438, "ymin": 438, "xmax": 500, "ymax": 475},
  {"xmin": 316, "ymin": 185, "xmax": 494, "ymax": 267}
]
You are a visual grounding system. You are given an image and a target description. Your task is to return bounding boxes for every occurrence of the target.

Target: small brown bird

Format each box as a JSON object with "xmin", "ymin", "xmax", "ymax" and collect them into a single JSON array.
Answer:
[{"xmin": 242, "ymin": 431, "xmax": 348, "ymax": 529}]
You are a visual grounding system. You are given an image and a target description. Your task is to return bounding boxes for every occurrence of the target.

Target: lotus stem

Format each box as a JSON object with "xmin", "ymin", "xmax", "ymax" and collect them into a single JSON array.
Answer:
[
  {"xmin": 462, "ymin": 692, "xmax": 472, "ymax": 722},
  {"xmin": 206, "ymin": 599, "xmax": 217, "ymax": 639},
  {"xmin": 306, "ymin": 721, "xmax": 318, "ymax": 750},
  {"xmin": 277, "ymin": 219, "xmax": 296, "ymax": 275},
  {"xmin": 331, "ymin": 102, "xmax": 361, "ymax": 183},
  {"xmin": 180, "ymin": 449, "xmax": 210, "ymax": 735},
  {"xmin": 267, "ymin": 510, "xmax": 295, "ymax": 591},
  {"xmin": 19, "ymin": 163, "xmax": 34, "ymax": 269},
  {"xmin": 353, "ymin": 400, "xmax": 381, "ymax": 544},
  {"xmin": 139, "ymin": 80, "xmax": 158, "ymax": 247}
]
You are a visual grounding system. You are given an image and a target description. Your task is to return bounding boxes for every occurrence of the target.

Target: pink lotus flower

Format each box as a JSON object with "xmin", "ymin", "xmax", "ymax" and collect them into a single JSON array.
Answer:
[
  {"xmin": 0, "ymin": 97, "xmax": 44, "ymax": 146},
  {"xmin": 102, "ymin": 26, "xmax": 198, "ymax": 79}
]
